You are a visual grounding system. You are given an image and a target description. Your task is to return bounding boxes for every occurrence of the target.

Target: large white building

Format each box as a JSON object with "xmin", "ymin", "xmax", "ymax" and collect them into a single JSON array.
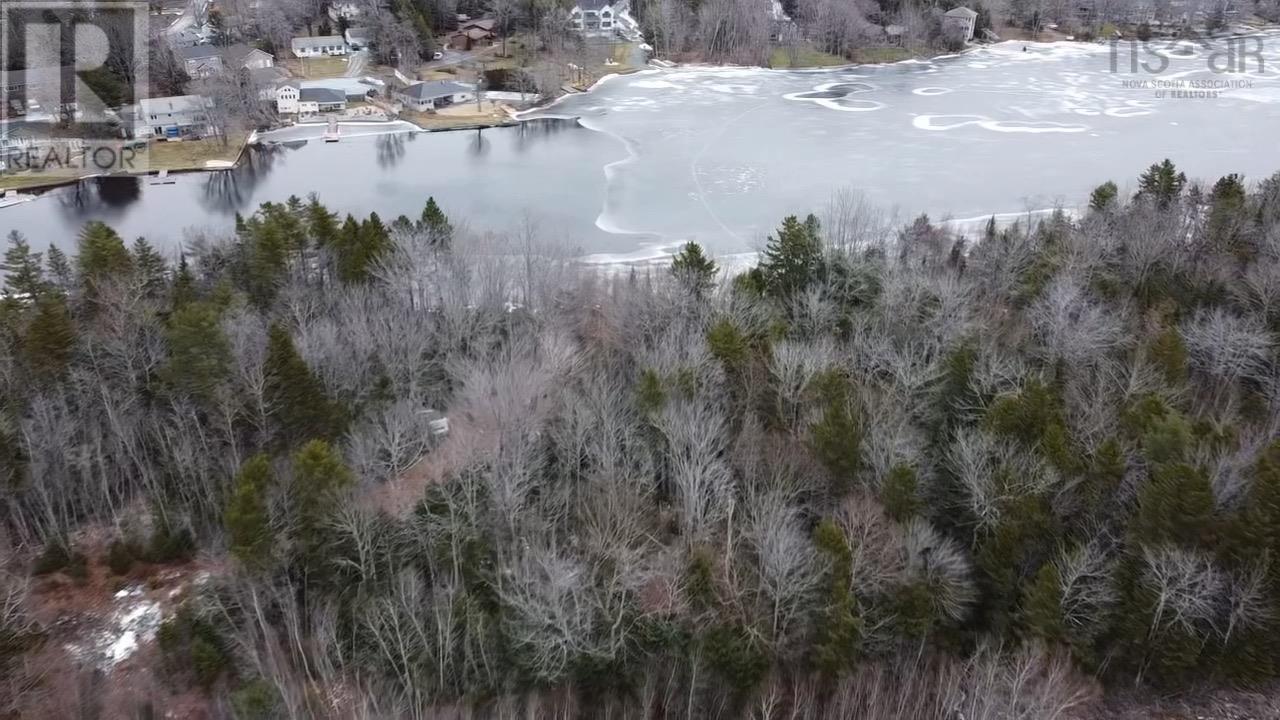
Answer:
[
  {"xmin": 291, "ymin": 35, "xmax": 349, "ymax": 58},
  {"xmin": 569, "ymin": 0, "xmax": 628, "ymax": 34}
]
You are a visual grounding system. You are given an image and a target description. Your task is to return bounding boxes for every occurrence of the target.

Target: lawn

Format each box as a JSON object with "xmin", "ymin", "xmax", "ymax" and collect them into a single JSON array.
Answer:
[
  {"xmin": 401, "ymin": 102, "xmax": 514, "ymax": 130},
  {"xmin": 282, "ymin": 55, "xmax": 350, "ymax": 79},
  {"xmin": 146, "ymin": 133, "xmax": 248, "ymax": 171}
]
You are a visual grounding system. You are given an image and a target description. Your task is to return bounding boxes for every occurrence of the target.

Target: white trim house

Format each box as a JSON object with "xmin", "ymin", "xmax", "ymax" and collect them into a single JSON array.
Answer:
[
  {"xmin": 570, "ymin": 0, "xmax": 627, "ymax": 34},
  {"xmin": 395, "ymin": 80, "xmax": 475, "ymax": 112},
  {"xmin": 291, "ymin": 35, "xmax": 349, "ymax": 58}
]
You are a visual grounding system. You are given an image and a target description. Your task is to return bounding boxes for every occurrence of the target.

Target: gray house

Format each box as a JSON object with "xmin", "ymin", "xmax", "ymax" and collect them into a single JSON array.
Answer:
[
  {"xmin": 124, "ymin": 94, "xmax": 213, "ymax": 139},
  {"xmin": 177, "ymin": 43, "xmax": 274, "ymax": 79},
  {"xmin": 395, "ymin": 80, "xmax": 475, "ymax": 112}
]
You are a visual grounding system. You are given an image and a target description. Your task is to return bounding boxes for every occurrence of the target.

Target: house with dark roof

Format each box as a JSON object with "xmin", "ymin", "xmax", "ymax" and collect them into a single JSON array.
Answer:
[
  {"xmin": 394, "ymin": 80, "xmax": 475, "ymax": 112},
  {"xmin": 569, "ymin": 0, "xmax": 628, "ymax": 34},
  {"xmin": 176, "ymin": 43, "xmax": 274, "ymax": 79}
]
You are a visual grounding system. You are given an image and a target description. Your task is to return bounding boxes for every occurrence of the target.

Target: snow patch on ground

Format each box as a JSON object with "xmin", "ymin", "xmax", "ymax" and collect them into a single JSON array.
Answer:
[{"xmin": 63, "ymin": 585, "xmax": 164, "ymax": 671}]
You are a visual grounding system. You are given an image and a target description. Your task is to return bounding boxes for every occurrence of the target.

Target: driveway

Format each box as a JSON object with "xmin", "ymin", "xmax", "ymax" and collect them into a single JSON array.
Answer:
[
  {"xmin": 162, "ymin": 0, "xmax": 205, "ymax": 37},
  {"xmin": 419, "ymin": 49, "xmax": 468, "ymax": 70},
  {"xmin": 345, "ymin": 50, "xmax": 369, "ymax": 77}
]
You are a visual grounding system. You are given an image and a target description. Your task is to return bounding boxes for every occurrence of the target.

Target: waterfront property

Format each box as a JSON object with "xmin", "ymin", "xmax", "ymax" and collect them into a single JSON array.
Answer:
[
  {"xmin": 297, "ymin": 87, "xmax": 349, "ymax": 115},
  {"xmin": 122, "ymin": 95, "xmax": 214, "ymax": 140},
  {"xmin": 569, "ymin": 0, "xmax": 628, "ymax": 34},
  {"xmin": 395, "ymin": 80, "xmax": 476, "ymax": 112},
  {"xmin": 292, "ymin": 36, "xmax": 350, "ymax": 58},
  {"xmin": 943, "ymin": 6, "xmax": 978, "ymax": 42}
]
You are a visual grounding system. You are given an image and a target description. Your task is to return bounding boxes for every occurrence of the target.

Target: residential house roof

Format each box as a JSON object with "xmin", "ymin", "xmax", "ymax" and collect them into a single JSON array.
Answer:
[
  {"xmin": 291, "ymin": 35, "xmax": 347, "ymax": 52},
  {"xmin": 573, "ymin": 0, "xmax": 614, "ymax": 11},
  {"xmin": 176, "ymin": 43, "xmax": 221, "ymax": 60},
  {"xmin": 944, "ymin": 6, "xmax": 978, "ymax": 18},
  {"xmin": 138, "ymin": 94, "xmax": 211, "ymax": 115},
  {"xmin": 460, "ymin": 18, "xmax": 497, "ymax": 31},
  {"xmin": 298, "ymin": 87, "xmax": 347, "ymax": 104},
  {"xmin": 344, "ymin": 27, "xmax": 373, "ymax": 44},
  {"xmin": 398, "ymin": 80, "xmax": 471, "ymax": 101},
  {"xmin": 223, "ymin": 44, "xmax": 274, "ymax": 66},
  {"xmin": 454, "ymin": 27, "xmax": 492, "ymax": 40}
]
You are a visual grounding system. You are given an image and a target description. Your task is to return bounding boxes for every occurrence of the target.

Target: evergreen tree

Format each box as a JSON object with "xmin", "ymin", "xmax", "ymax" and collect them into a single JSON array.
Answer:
[
  {"xmin": 1089, "ymin": 181, "xmax": 1119, "ymax": 213},
  {"xmin": 1134, "ymin": 461, "xmax": 1216, "ymax": 549},
  {"xmin": 1207, "ymin": 173, "xmax": 1248, "ymax": 255},
  {"xmin": 264, "ymin": 324, "xmax": 345, "ymax": 446},
  {"xmin": 227, "ymin": 454, "xmax": 274, "ymax": 569},
  {"xmin": 45, "ymin": 245, "xmax": 73, "ymax": 293},
  {"xmin": 1148, "ymin": 325, "xmax": 1187, "ymax": 386},
  {"xmin": 22, "ymin": 294, "xmax": 75, "ymax": 381},
  {"xmin": 1137, "ymin": 159, "xmax": 1187, "ymax": 209},
  {"xmin": 2, "ymin": 231, "xmax": 45, "ymax": 299},
  {"xmin": 291, "ymin": 439, "xmax": 353, "ymax": 575},
  {"xmin": 76, "ymin": 221, "xmax": 132, "ymax": 285},
  {"xmin": 164, "ymin": 302, "xmax": 230, "ymax": 401},
  {"xmin": 881, "ymin": 464, "xmax": 921, "ymax": 521},
  {"xmin": 420, "ymin": 196, "xmax": 452, "ymax": 246},
  {"xmin": 171, "ymin": 254, "xmax": 197, "ymax": 310},
  {"xmin": 1022, "ymin": 560, "xmax": 1065, "ymax": 642},
  {"xmin": 759, "ymin": 214, "xmax": 824, "ymax": 297},
  {"xmin": 811, "ymin": 519, "xmax": 862, "ymax": 673},
  {"xmin": 131, "ymin": 237, "xmax": 167, "ymax": 297},
  {"xmin": 306, "ymin": 194, "xmax": 340, "ymax": 247},
  {"xmin": 809, "ymin": 370, "xmax": 861, "ymax": 494},
  {"xmin": 670, "ymin": 241, "xmax": 718, "ymax": 297}
]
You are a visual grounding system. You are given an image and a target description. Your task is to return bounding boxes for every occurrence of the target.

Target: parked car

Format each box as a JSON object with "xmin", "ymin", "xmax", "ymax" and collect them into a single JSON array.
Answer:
[{"xmin": 432, "ymin": 51, "xmax": 444, "ymax": 60}]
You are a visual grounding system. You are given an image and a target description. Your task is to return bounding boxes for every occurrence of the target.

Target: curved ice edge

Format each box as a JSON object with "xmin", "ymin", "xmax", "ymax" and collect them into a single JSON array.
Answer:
[{"xmin": 576, "ymin": 207, "xmax": 1081, "ymax": 270}]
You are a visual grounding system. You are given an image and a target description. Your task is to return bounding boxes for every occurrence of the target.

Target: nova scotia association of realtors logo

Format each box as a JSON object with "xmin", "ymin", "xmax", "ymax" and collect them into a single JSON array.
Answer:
[
  {"xmin": 1109, "ymin": 32, "xmax": 1266, "ymax": 76},
  {"xmin": 1, "ymin": 1, "xmax": 149, "ymax": 178}
]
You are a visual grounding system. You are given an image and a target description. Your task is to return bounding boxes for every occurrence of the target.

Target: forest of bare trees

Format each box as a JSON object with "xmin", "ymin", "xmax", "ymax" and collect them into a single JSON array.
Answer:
[{"xmin": 2, "ymin": 158, "xmax": 1280, "ymax": 718}]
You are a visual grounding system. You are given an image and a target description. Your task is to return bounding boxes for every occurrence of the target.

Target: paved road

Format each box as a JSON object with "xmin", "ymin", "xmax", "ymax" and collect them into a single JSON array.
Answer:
[{"xmin": 162, "ymin": 0, "xmax": 205, "ymax": 37}]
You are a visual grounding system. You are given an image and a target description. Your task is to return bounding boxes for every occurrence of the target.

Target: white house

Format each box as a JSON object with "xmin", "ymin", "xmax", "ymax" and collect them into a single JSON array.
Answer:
[
  {"xmin": 569, "ymin": 0, "xmax": 628, "ymax": 34},
  {"xmin": 275, "ymin": 82, "xmax": 300, "ymax": 114},
  {"xmin": 395, "ymin": 80, "xmax": 475, "ymax": 112},
  {"xmin": 943, "ymin": 6, "xmax": 978, "ymax": 42},
  {"xmin": 328, "ymin": 1, "xmax": 363, "ymax": 22},
  {"xmin": 125, "ymin": 95, "xmax": 213, "ymax": 140},
  {"xmin": 291, "ymin": 35, "xmax": 349, "ymax": 58}
]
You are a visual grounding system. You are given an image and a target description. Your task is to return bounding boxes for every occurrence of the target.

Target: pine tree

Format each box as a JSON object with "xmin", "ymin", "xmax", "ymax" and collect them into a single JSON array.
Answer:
[
  {"xmin": 171, "ymin": 254, "xmax": 197, "ymax": 310},
  {"xmin": 1208, "ymin": 173, "xmax": 1248, "ymax": 256},
  {"xmin": 812, "ymin": 519, "xmax": 862, "ymax": 673},
  {"xmin": 1022, "ymin": 561, "xmax": 1065, "ymax": 642},
  {"xmin": 227, "ymin": 454, "xmax": 274, "ymax": 569},
  {"xmin": 420, "ymin": 196, "xmax": 452, "ymax": 246},
  {"xmin": 164, "ymin": 302, "xmax": 230, "ymax": 401},
  {"xmin": 131, "ymin": 237, "xmax": 167, "ymax": 297},
  {"xmin": 670, "ymin": 241, "xmax": 718, "ymax": 297},
  {"xmin": 22, "ymin": 294, "xmax": 75, "ymax": 381},
  {"xmin": 881, "ymin": 464, "xmax": 921, "ymax": 521},
  {"xmin": 306, "ymin": 194, "xmax": 340, "ymax": 247},
  {"xmin": 809, "ymin": 370, "xmax": 861, "ymax": 494},
  {"xmin": 45, "ymin": 245, "xmax": 73, "ymax": 293},
  {"xmin": 1137, "ymin": 159, "xmax": 1187, "ymax": 209},
  {"xmin": 264, "ymin": 324, "xmax": 345, "ymax": 446},
  {"xmin": 759, "ymin": 214, "xmax": 823, "ymax": 297},
  {"xmin": 1134, "ymin": 461, "xmax": 1216, "ymax": 549},
  {"xmin": 76, "ymin": 221, "xmax": 132, "ymax": 285},
  {"xmin": 2, "ymin": 231, "xmax": 45, "ymax": 299},
  {"xmin": 291, "ymin": 439, "xmax": 353, "ymax": 576},
  {"xmin": 1089, "ymin": 181, "xmax": 1119, "ymax": 212}
]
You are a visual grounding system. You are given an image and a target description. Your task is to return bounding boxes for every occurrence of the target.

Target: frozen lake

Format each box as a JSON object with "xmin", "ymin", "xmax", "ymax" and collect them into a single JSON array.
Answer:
[{"xmin": 4, "ymin": 33, "xmax": 1280, "ymax": 259}]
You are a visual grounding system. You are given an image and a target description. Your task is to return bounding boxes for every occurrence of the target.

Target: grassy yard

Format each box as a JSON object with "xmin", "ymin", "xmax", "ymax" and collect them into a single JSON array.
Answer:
[
  {"xmin": 0, "ymin": 133, "xmax": 248, "ymax": 191},
  {"xmin": 401, "ymin": 102, "xmax": 514, "ymax": 130},
  {"xmin": 282, "ymin": 55, "xmax": 350, "ymax": 79},
  {"xmin": 146, "ymin": 133, "xmax": 248, "ymax": 171}
]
